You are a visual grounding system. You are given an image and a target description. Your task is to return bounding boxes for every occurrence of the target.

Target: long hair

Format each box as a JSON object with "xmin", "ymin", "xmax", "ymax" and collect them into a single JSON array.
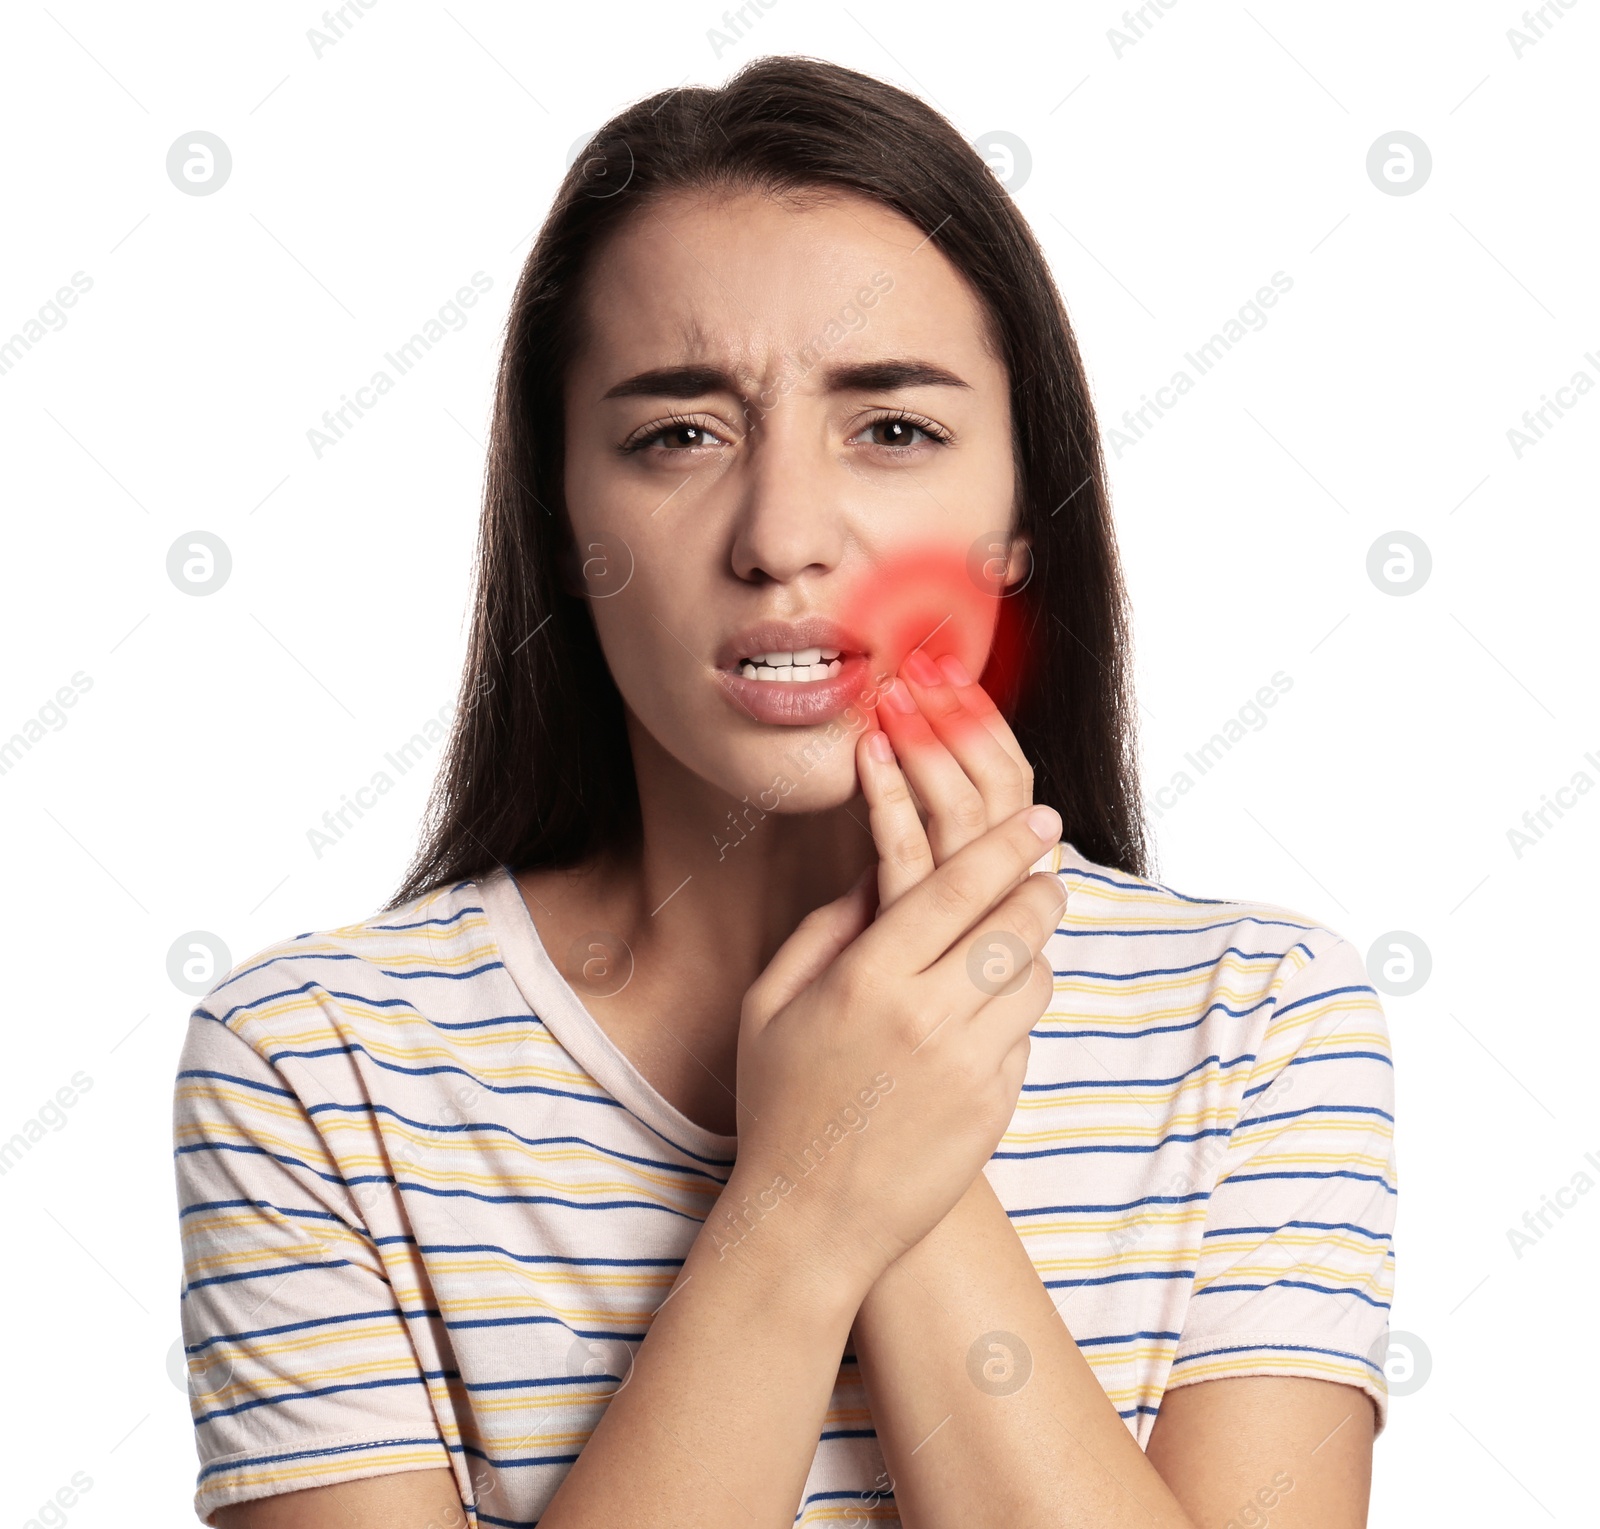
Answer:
[{"xmin": 389, "ymin": 54, "xmax": 1146, "ymax": 907}]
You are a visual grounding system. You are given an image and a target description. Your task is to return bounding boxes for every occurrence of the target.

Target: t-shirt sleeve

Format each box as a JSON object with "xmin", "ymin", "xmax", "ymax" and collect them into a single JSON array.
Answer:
[
  {"xmin": 1165, "ymin": 934, "xmax": 1398, "ymax": 1433},
  {"xmin": 173, "ymin": 1001, "xmax": 454, "ymax": 1524}
]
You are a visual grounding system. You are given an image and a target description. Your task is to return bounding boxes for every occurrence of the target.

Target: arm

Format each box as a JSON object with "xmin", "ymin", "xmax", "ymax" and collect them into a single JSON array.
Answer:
[
  {"xmin": 851, "ymin": 1171, "xmax": 1374, "ymax": 1528},
  {"xmin": 539, "ymin": 803, "xmax": 1067, "ymax": 1528},
  {"xmin": 855, "ymin": 653, "xmax": 1383, "ymax": 1526},
  {"xmin": 851, "ymin": 1171, "xmax": 1194, "ymax": 1528},
  {"xmin": 534, "ymin": 1169, "xmax": 863, "ymax": 1528},
  {"xmin": 208, "ymin": 794, "xmax": 1070, "ymax": 1528},
  {"xmin": 217, "ymin": 1194, "xmax": 860, "ymax": 1529}
]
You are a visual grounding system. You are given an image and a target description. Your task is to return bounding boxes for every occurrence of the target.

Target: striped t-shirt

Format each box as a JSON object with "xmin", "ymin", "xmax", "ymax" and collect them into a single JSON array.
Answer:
[{"xmin": 172, "ymin": 842, "xmax": 1397, "ymax": 1526}]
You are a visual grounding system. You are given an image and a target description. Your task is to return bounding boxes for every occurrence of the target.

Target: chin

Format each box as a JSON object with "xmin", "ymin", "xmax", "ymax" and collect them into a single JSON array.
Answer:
[
  {"xmin": 630, "ymin": 685, "xmax": 875, "ymax": 815},
  {"xmin": 724, "ymin": 731, "xmax": 864, "ymax": 812}
]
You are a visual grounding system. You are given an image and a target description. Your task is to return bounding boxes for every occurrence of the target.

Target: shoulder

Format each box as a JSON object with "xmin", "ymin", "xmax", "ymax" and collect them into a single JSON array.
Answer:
[
  {"xmin": 185, "ymin": 877, "xmax": 498, "ymax": 1065},
  {"xmin": 1039, "ymin": 842, "xmax": 1380, "ymax": 1039},
  {"xmin": 1044, "ymin": 841, "xmax": 1354, "ymax": 965}
]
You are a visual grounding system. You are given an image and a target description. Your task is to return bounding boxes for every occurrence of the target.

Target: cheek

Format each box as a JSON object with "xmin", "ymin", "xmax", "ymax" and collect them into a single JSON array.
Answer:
[
  {"xmin": 839, "ymin": 542, "xmax": 1028, "ymax": 708},
  {"xmin": 587, "ymin": 574, "xmax": 693, "ymax": 713}
]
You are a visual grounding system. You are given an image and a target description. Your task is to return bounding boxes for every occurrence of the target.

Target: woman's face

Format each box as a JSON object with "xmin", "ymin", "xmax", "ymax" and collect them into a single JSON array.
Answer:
[{"xmin": 563, "ymin": 186, "xmax": 1023, "ymax": 812}]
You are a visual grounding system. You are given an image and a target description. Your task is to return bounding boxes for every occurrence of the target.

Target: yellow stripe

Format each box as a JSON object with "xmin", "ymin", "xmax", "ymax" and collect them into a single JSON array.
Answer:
[
  {"xmin": 1169, "ymin": 1353, "xmax": 1379, "ymax": 1388},
  {"xmin": 201, "ymin": 1446, "xmax": 449, "ymax": 1501}
]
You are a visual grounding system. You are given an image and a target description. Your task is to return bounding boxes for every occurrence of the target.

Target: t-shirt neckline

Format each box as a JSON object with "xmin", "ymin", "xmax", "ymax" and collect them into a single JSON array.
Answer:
[{"xmin": 476, "ymin": 864, "xmax": 740, "ymax": 1163}]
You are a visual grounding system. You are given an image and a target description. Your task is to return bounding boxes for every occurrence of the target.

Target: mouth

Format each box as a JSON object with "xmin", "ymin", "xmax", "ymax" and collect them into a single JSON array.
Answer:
[{"xmin": 714, "ymin": 618, "xmax": 878, "ymax": 725}]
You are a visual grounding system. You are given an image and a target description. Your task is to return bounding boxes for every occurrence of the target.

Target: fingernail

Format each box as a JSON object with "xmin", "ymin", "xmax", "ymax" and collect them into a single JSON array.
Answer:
[
  {"xmin": 901, "ymin": 648, "xmax": 942, "ymax": 686},
  {"xmin": 883, "ymin": 678, "xmax": 916, "ymax": 714},
  {"xmin": 1026, "ymin": 805, "xmax": 1062, "ymax": 844},
  {"xmin": 936, "ymin": 653, "xmax": 972, "ymax": 686},
  {"xmin": 868, "ymin": 730, "xmax": 894, "ymax": 763}
]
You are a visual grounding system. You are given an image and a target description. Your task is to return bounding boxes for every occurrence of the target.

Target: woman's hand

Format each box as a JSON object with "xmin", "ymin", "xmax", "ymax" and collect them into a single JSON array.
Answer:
[
  {"xmin": 727, "ymin": 787, "xmax": 1065, "ymax": 1305},
  {"xmin": 720, "ymin": 646, "xmax": 1062, "ymax": 1304},
  {"xmin": 866, "ymin": 648, "xmax": 1041, "ymax": 908}
]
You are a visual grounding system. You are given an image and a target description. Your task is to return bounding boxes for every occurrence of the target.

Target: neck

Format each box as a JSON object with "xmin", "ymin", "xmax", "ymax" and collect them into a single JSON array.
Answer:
[
  {"xmin": 510, "ymin": 709, "xmax": 876, "ymax": 1138},
  {"xmin": 613, "ymin": 710, "xmax": 875, "ymax": 979}
]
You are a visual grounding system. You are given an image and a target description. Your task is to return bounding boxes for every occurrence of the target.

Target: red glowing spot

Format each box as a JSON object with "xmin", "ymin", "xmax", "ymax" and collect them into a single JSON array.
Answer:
[{"xmin": 838, "ymin": 541, "xmax": 1034, "ymax": 718}]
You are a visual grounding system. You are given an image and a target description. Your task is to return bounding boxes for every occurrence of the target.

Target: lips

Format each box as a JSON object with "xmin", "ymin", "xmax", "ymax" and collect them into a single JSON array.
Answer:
[
  {"xmin": 710, "ymin": 615, "xmax": 882, "ymax": 727},
  {"xmin": 714, "ymin": 616, "xmax": 872, "ymax": 672}
]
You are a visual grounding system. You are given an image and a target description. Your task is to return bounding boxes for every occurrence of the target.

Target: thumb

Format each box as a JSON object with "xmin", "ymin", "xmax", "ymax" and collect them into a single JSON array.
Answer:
[{"xmin": 743, "ymin": 863, "xmax": 877, "ymax": 1026}]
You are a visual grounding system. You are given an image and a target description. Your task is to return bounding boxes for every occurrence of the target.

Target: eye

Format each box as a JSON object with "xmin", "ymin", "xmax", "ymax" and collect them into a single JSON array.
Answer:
[
  {"xmin": 621, "ymin": 414, "xmax": 730, "ymax": 454},
  {"xmin": 854, "ymin": 411, "xmax": 954, "ymax": 452}
]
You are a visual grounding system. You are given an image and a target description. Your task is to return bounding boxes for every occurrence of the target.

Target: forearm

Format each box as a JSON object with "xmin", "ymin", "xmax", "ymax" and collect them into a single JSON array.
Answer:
[
  {"xmin": 539, "ymin": 1165, "xmax": 862, "ymax": 1529},
  {"xmin": 850, "ymin": 1172, "xmax": 1196, "ymax": 1529}
]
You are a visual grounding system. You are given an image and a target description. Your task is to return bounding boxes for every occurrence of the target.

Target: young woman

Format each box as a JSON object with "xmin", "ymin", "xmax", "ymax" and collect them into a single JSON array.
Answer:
[{"xmin": 173, "ymin": 56, "xmax": 1397, "ymax": 1529}]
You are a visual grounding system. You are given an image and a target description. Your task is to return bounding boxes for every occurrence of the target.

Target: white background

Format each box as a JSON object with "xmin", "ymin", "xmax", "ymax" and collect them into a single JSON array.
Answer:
[{"xmin": 1, "ymin": 2, "xmax": 1594, "ymax": 1524}]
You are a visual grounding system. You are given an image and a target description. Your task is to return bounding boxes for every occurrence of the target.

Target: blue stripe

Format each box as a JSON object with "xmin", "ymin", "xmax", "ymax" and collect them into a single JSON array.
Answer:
[
  {"xmin": 369, "ymin": 906, "xmax": 483, "ymax": 931},
  {"xmin": 1051, "ymin": 916, "xmax": 1319, "ymax": 939},
  {"xmin": 1051, "ymin": 947, "xmax": 1291, "ymax": 981},
  {"xmin": 1171, "ymin": 1338, "xmax": 1386, "ymax": 1377},
  {"xmin": 1281, "ymin": 1048, "xmax": 1393, "ymax": 1070},
  {"xmin": 1203, "ymin": 1219, "xmax": 1392, "ymax": 1243},
  {"xmin": 1042, "ymin": 1269, "xmax": 1196, "ymax": 1292},
  {"xmin": 177, "ymin": 1065, "xmax": 294, "ymax": 1100},
  {"xmin": 176, "ymin": 1138, "xmax": 720, "ymax": 1218},
  {"xmin": 394, "ymin": 1178, "xmax": 710, "ymax": 1221},
  {"xmin": 440, "ymin": 1314, "xmax": 651, "ymax": 1340},
  {"xmin": 1240, "ymin": 1049, "xmax": 1395, "ymax": 1100},
  {"xmin": 1076, "ymin": 1328, "xmax": 1183, "ymax": 1348},
  {"xmin": 1060, "ymin": 867, "xmax": 1234, "ymax": 905},
  {"xmin": 178, "ymin": 1195, "xmax": 347, "ymax": 1225},
  {"xmin": 1033, "ymin": 991, "xmax": 1279, "ymax": 1042},
  {"xmin": 196, "ymin": 1434, "xmax": 446, "ymax": 1484},
  {"xmin": 398, "ymin": 1239, "xmax": 685, "ymax": 1269},
  {"xmin": 181, "ymin": 1257, "xmax": 355, "ymax": 1297},
  {"xmin": 1274, "ymin": 982, "xmax": 1377, "ymax": 1020},
  {"xmin": 194, "ymin": 1373, "xmax": 437, "ymax": 1426},
  {"xmin": 1233, "ymin": 1101, "xmax": 1394, "ymax": 1126},
  {"xmin": 1194, "ymin": 1277, "xmax": 1390, "ymax": 1310},
  {"xmin": 175, "ymin": 1137, "xmax": 352, "ymax": 1192},
  {"xmin": 210, "ymin": 1026, "xmax": 737, "ymax": 1167},
  {"xmin": 793, "ymin": 1486, "xmax": 896, "ymax": 1523},
  {"xmin": 415, "ymin": 1011, "xmax": 548, "ymax": 1033},
  {"xmin": 1021, "ymin": 1050, "xmax": 1257, "ymax": 1093},
  {"xmin": 215, "ymin": 957, "xmax": 506, "ymax": 1000},
  {"xmin": 185, "ymin": 1306, "xmax": 441, "ymax": 1354},
  {"xmin": 1221, "ymin": 1169, "xmax": 1397, "ymax": 1194},
  {"xmin": 991, "ymin": 1126, "xmax": 1234, "ymax": 1162},
  {"xmin": 1009, "ymin": 1190, "xmax": 1212, "ymax": 1218},
  {"xmin": 306, "ymin": 1102, "xmax": 728, "ymax": 1184}
]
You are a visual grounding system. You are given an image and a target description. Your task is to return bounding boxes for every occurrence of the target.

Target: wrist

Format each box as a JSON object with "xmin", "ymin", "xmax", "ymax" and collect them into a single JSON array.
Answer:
[
  {"xmin": 696, "ymin": 1161, "xmax": 877, "ymax": 1323},
  {"xmin": 856, "ymin": 1169, "xmax": 1003, "ymax": 1315}
]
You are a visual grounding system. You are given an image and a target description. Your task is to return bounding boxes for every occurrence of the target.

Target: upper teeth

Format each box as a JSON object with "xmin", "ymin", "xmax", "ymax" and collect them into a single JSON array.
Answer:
[{"xmin": 739, "ymin": 646, "xmax": 843, "ymax": 681}]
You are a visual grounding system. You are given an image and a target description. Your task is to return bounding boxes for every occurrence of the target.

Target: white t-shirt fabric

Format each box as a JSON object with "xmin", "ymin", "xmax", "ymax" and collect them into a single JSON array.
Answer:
[{"xmin": 172, "ymin": 842, "xmax": 1397, "ymax": 1526}]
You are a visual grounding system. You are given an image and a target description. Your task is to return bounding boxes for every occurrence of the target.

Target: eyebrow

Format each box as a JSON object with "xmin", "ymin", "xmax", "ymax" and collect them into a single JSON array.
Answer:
[{"xmin": 599, "ymin": 357, "xmax": 973, "ymax": 401}]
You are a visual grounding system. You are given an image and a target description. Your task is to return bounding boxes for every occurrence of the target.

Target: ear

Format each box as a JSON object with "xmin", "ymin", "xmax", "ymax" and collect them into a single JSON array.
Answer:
[{"xmin": 1003, "ymin": 532, "xmax": 1032, "ymax": 589}]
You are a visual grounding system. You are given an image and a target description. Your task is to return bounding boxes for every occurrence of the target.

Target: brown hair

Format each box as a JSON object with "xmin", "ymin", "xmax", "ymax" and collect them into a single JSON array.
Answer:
[{"xmin": 390, "ymin": 54, "xmax": 1146, "ymax": 907}]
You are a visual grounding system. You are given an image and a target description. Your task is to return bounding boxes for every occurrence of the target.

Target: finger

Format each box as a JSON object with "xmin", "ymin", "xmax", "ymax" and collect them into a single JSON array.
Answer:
[
  {"xmin": 935, "ymin": 653, "xmax": 1034, "ymax": 788},
  {"xmin": 742, "ymin": 863, "xmax": 876, "ymax": 1025},
  {"xmin": 876, "ymin": 671, "xmax": 991, "ymax": 865},
  {"xmin": 931, "ymin": 872, "xmax": 1067, "ymax": 1041},
  {"xmin": 998, "ymin": 1026, "xmax": 1033, "ymax": 1105},
  {"xmin": 899, "ymin": 649, "xmax": 1032, "ymax": 831},
  {"xmin": 850, "ymin": 803, "xmax": 1063, "ymax": 982},
  {"xmin": 856, "ymin": 721, "xmax": 934, "ymax": 912}
]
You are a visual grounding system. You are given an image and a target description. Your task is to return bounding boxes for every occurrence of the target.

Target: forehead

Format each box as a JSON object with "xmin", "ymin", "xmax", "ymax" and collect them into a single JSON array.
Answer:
[{"xmin": 570, "ymin": 187, "xmax": 998, "ymax": 393}]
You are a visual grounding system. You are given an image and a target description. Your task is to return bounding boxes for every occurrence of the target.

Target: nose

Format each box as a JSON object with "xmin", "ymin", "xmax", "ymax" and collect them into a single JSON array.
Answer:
[{"xmin": 726, "ymin": 404, "xmax": 850, "ymax": 585}]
